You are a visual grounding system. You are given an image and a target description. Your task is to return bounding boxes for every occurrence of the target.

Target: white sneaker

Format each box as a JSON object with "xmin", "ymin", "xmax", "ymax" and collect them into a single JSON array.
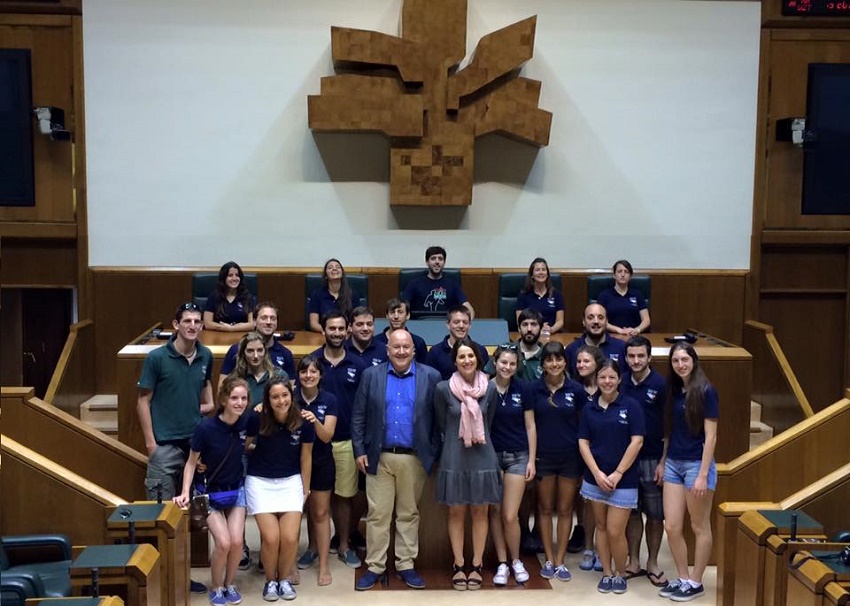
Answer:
[
  {"xmin": 493, "ymin": 562, "xmax": 509, "ymax": 586},
  {"xmin": 278, "ymin": 580, "xmax": 297, "ymax": 601},
  {"xmin": 262, "ymin": 581, "xmax": 279, "ymax": 602},
  {"xmin": 511, "ymin": 559, "xmax": 530, "ymax": 583}
]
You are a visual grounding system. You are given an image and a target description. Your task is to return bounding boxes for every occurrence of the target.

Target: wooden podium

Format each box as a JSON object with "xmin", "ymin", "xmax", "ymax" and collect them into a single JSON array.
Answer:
[
  {"xmin": 106, "ymin": 503, "xmax": 188, "ymax": 606},
  {"xmin": 787, "ymin": 550, "xmax": 850, "ymax": 606},
  {"xmin": 734, "ymin": 509, "xmax": 825, "ymax": 606},
  {"xmin": 70, "ymin": 544, "xmax": 160, "ymax": 606}
]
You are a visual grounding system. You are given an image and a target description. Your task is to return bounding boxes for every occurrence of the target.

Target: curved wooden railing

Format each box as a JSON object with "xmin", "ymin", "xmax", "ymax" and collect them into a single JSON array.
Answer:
[
  {"xmin": 43, "ymin": 319, "xmax": 96, "ymax": 416},
  {"xmin": 1, "ymin": 387, "xmax": 147, "ymax": 501},
  {"xmin": 1, "ymin": 436, "xmax": 125, "ymax": 546},
  {"xmin": 743, "ymin": 320, "xmax": 813, "ymax": 435},
  {"xmin": 714, "ymin": 390, "xmax": 850, "ymax": 606}
]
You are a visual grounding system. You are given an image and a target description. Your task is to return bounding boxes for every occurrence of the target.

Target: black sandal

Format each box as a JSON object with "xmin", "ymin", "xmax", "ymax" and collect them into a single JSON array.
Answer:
[
  {"xmin": 452, "ymin": 564, "xmax": 468, "ymax": 591},
  {"xmin": 467, "ymin": 564, "xmax": 483, "ymax": 591}
]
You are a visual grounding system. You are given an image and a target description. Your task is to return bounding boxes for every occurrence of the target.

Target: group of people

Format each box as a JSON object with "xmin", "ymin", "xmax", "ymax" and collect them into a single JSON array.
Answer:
[{"xmin": 137, "ymin": 247, "xmax": 717, "ymax": 603}]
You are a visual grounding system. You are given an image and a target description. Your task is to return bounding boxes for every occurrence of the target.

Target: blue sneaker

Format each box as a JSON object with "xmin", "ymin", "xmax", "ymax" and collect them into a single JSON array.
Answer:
[
  {"xmin": 611, "ymin": 576, "xmax": 627, "ymax": 594},
  {"xmin": 262, "ymin": 580, "xmax": 279, "ymax": 602},
  {"xmin": 540, "ymin": 560, "xmax": 555, "ymax": 579},
  {"xmin": 659, "ymin": 579, "xmax": 684, "ymax": 598},
  {"xmin": 593, "ymin": 554, "xmax": 603, "ymax": 572},
  {"xmin": 670, "ymin": 582, "xmax": 705, "ymax": 602},
  {"xmin": 597, "ymin": 576, "xmax": 613, "ymax": 594},
  {"xmin": 356, "ymin": 570, "xmax": 382, "ymax": 591},
  {"xmin": 224, "ymin": 585, "xmax": 242, "ymax": 605},
  {"xmin": 296, "ymin": 550, "xmax": 317, "ymax": 570},
  {"xmin": 579, "ymin": 550, "xmax": 596, "ymax": 571},
  {"xmin": 278, "ymin": 581, "xmax": 297, "ymax": 601},
  {"xmin": 554, "ymin": 565, "xmax": 572, "ymax": 582},
  {"xmin": 192, "ymin": 580, "xmax": 208, "ymax": 594},
  {"xmin": 338, "ymin": 548, "xmax": 362, "ymax": 569},
  {"xmin": 209, "ymin": 587, "xmax": 227, "ymax": 606},
  {"xmin": 397, "ymin": 568, "xmax": 425, "ymax": 589}
]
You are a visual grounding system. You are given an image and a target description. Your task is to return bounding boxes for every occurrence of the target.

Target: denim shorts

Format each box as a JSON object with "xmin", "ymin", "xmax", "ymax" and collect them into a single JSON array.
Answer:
[
  {"xmin": 208, "ymin": 485, "xmax": 247, "ymax": 513},
  {"xmin": 497, "ymin": 450, "xmax": 529, "ymax": 476},
  {"xmin": 636, "ymin": 458, "xmax": 664, "ymax": 521},
  {"xmin": 580, "ymin": 480, "xmax": 638, "ymax": 510},
  {"xmin": 663, "ymin": 458, "xmax": 717, "ymax": 491}
]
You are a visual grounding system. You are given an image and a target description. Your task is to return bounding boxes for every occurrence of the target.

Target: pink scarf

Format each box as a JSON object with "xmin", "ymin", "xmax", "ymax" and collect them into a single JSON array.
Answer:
[{"xmin": 449, "ymin": 371, "xmax": 489, "ymax": 447}]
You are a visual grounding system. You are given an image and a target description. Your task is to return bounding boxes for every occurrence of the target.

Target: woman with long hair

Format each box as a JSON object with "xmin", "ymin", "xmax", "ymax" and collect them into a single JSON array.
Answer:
[
  {"xmin": 245, "ymin": 377, "xmax": 313, "ymax": 601},
  {"xmin": 175, "ymin": 376, "xmax": 249, "ymax": 606},
  {"xmin": 204, "ymin": 261, "xmax": 255, "ymax": 332},
  {"xmin": 434, "ymin": 337, "xmax": 501, "ymax": 591},
  {"xmin": 292, "ymin": 355, "xmax": 338, "ymax": 587},
  {"xmin": 307, "ymin": 259, "xmax": 359, "ymax": 333},
  {"xmin": 577, "ymin": 360, "xmax": 645, "ymax": 595},
  {"xmin": 515, "ymin": 257, "xmax": 564, "ymax": 335},
  {"xmin": 527, "ymin": 341, "xmax": 584, "ymax": 582},
  {"xmin": 658, "ymin": 343, "xmax": 718, "ymax": 602},
  {"xmin": 487, "ymin": 344, "xmax": 535, "ymax": 586},
  {"xmin": 224, "ymin": 332, "xmax": 289, "ymax": 406}
]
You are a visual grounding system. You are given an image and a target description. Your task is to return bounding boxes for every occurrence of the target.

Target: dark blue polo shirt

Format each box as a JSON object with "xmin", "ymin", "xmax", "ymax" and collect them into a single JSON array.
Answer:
[
  {"xmin": 597, "ymin": 287, "xmax": 647, "ymax": 330},
  {"xmin": 296, "ymin": 388, "xmax": 338, "ymax": 461},
  {"xmin": 220, "ymin": 340, "xmax": 296, "ymax": 379},
  {"xmin": 528, "ymin": 378, "xmax": 585, "ymax": 457},
  {"xmin": 515, "ymin": 289, "xmax": 565, "ymax": 328},
  {"xmin": 564, "ymin": 334, "xmax": 628, "ymax": 379},
  {"xmin": 425, "ymin": 335, "xmax": 490, "ymax": 381},
  {"xmin": 246, "ymin": 411, "xmax": 315, "ymax": 479},
  {"xmin": 190, "ymin": 414, "xmax": 249, "ymax": 490},
  {"xmin": 491, "ymin": 378, "xmax": 533, "ymax": 453},
  {"xmin": 622, "ymin": 369, "xmax": 666, "ymax": 460},
  {"xmin": 344, "ymin": 338, "xmax": 388, "ymax": 368},
  {"xmin": 308, "ymin": 286, "xmax": 361, "ymax": 319},
  {"xmin": 374, "ymin": 328, "xmax": 428, "ymax": 364},
  {"xmin": 402, "ymin": 275, "xmax": 468, "ymax": 316},
  {"xmin": 578, "ymin": 393, "xmax": 645, "ymax": 489},
  {"xmin": 204, "ymin": 291, "xmax": 255, "ymax": 325},
  {"xmin": 310, "ymin": 346, "xmax": 366, "ymax": 441},
  {"xmin": 668, "ymin": 384, "xmax": 720, "ymax": 461}
]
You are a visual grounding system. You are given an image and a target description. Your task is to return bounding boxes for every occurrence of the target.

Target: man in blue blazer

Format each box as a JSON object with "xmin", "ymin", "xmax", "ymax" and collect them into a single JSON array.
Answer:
[{"xmin": 351, "ymin": 329, "xmax": 441, "ymax": 590}]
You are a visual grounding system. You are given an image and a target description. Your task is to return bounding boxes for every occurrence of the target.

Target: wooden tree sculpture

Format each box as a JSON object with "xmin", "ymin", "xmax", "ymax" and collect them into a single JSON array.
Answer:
[{"xmin": 307, "ymin": 0, "xmax": 553, "ymax": 206}]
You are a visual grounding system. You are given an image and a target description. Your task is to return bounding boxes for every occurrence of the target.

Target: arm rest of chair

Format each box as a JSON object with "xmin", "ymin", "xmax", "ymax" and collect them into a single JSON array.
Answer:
[
  {"xmin": 2, "ymin": 535, "xmax": 72, "ymax": 565},
  {"xmin": 1, "ymin": 570, "xmax": 47, "ymax": 597}
]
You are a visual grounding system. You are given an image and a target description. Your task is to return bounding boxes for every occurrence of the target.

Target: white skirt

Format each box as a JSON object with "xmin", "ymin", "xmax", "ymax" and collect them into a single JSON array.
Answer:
[{"xmin": 245, "ymin": 474, "xmax": 304, "ymax": 514}]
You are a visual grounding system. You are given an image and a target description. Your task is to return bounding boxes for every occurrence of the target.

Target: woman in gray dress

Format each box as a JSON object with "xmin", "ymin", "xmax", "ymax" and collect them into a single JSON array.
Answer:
[{"xmin": 435, "ymin": 336, "xmax": 501, "ymax": 591}]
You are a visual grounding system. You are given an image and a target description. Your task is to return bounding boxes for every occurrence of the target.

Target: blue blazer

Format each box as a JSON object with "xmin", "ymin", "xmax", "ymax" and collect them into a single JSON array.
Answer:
[{"xmin": 351, "ymin": 361, "xmax": 442, "ymax": 475}]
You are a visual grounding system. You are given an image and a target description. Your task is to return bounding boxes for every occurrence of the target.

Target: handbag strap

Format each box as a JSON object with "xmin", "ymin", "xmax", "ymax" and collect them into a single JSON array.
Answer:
[{"xmin": 203, "ymin": 432, "xmax": 237, "ymax": 487}]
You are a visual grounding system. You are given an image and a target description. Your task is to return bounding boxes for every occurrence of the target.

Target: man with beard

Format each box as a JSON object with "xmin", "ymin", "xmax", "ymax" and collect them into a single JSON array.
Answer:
[
  {"xmin": 484, "ymin": 308, "xmax": 545, "ymax": 381},
  {"xmin": 351, "ymin": 329, "xmax": 442, "ymax": 590},
  {"xmin": 218, "ymin": 301, "xmax": 295, "ymax": 389},
  {"xmin": 565, "ymin": 303, "xmax": 627, "ymax": 378},
  {"xmin": 345, "ymin": 306, "xmax": 388, "ymax": 368},
  {"xmin": 425, "ymin": 305, "xmax": 489, "ymax": 380},
  {"xmin": 621, "ymin": 335, "xmax": 668, "ymax": 587},
  {"xmin": 308, "ymin": 311, "xmax": 368, "ymax": 570},
  {"xmin": 402, "ymin": 246, "xmax": 474, "ymax": 319},
  {"xmin": 373, "ymin": 297, "xmax": 429, "ymax": 365}
]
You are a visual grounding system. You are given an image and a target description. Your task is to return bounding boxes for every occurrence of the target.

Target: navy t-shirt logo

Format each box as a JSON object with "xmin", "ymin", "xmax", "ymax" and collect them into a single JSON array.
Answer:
[
  {"xmin": 618, "ymin": 409, "xmax": 629, "ymax": 424},
  {"xmin": 275, "ymin": 356, "xmax": 285, "ymax": 367},
  {"xmin": 547, "ymin": 297, "xmax": 556, "ymax": 308},
  {"xmin": 511, "ymin": 393, "xmax": 522, "ymax": 408},
  {"xmin": 646, "ymin": 388, "xmax": 658, "ymax": 403},
  {"xmin": 290, "ymin": 429, "xmax": 302, "ymax": 446},
  {"xmin": 346, "ymin": 368, "xmax": 358, "ymax": 382},
  {"xmin": 424, "ymin": 287, "xmax": 447, "ymax": 310}
]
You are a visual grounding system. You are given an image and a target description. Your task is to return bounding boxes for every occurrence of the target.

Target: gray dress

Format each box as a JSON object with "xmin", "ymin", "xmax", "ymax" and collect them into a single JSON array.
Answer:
[{"xmin": 434, "ymin": 380, "xmax": 502, "ymax": 505}]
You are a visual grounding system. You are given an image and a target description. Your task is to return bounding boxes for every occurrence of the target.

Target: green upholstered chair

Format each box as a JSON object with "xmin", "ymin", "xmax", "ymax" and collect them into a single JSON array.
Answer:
[
  {"xmin": 191, "ymin": 272, "xmax": 258, "ymax": 310},
  {"xmin": 499, "ymin": 273, "xmax": 563, "ymax": 332},
  {"xmin": 304, "ymin": 273, "xmax": 369, "ymax": 326},
  {"xmin": 1, "ymin": 534, "xmax": 73, "ymax": 600}
]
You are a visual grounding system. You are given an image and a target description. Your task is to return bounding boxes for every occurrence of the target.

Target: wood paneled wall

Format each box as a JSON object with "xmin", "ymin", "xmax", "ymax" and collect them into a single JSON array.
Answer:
[
  {"xmin": 748, "ymin": 3, "xmax": 850, "ymax": 411},
  {"xmin": 92, "ymin": 266, "xmax": 747, "ymax": 393}
]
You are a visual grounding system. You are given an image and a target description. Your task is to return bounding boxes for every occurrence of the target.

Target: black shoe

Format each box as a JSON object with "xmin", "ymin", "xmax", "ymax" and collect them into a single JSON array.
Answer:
[
  {"xmin": 521, "ymin": 534, "xmax": 544, "ymax": 556},
  {"xmin": 567, "ymin": 524, "xmax": 586, "ymax": 554},
  {"xmin": 329, "ymin": 534, "xmax": 340, "ymax": 555},
  {"xmin": 190, "ymin": 580, "xmax": 207, "ymax": 594}
]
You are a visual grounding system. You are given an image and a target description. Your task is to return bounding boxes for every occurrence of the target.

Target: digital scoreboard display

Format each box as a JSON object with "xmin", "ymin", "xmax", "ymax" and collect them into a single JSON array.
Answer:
[{"xmin": 782, "ymin": 0, "xmax": 850, "ymax": 16}]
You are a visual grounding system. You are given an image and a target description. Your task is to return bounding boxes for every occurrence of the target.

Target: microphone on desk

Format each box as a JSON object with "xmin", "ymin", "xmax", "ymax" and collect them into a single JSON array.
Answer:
[
  {"xmin": 119, "ymin": 507, "xmax": 136, "ymax": 545},
  {"xmin": 91, "ymin": 568, "xmax": 99, "ymax": 598},
  {"xmin": 790, "ymin": 511, "xmax": 798, "ymax": 541},
  {"xmin": 156, "ymin": 482, "xmax": 163, "ymax": 504}
]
